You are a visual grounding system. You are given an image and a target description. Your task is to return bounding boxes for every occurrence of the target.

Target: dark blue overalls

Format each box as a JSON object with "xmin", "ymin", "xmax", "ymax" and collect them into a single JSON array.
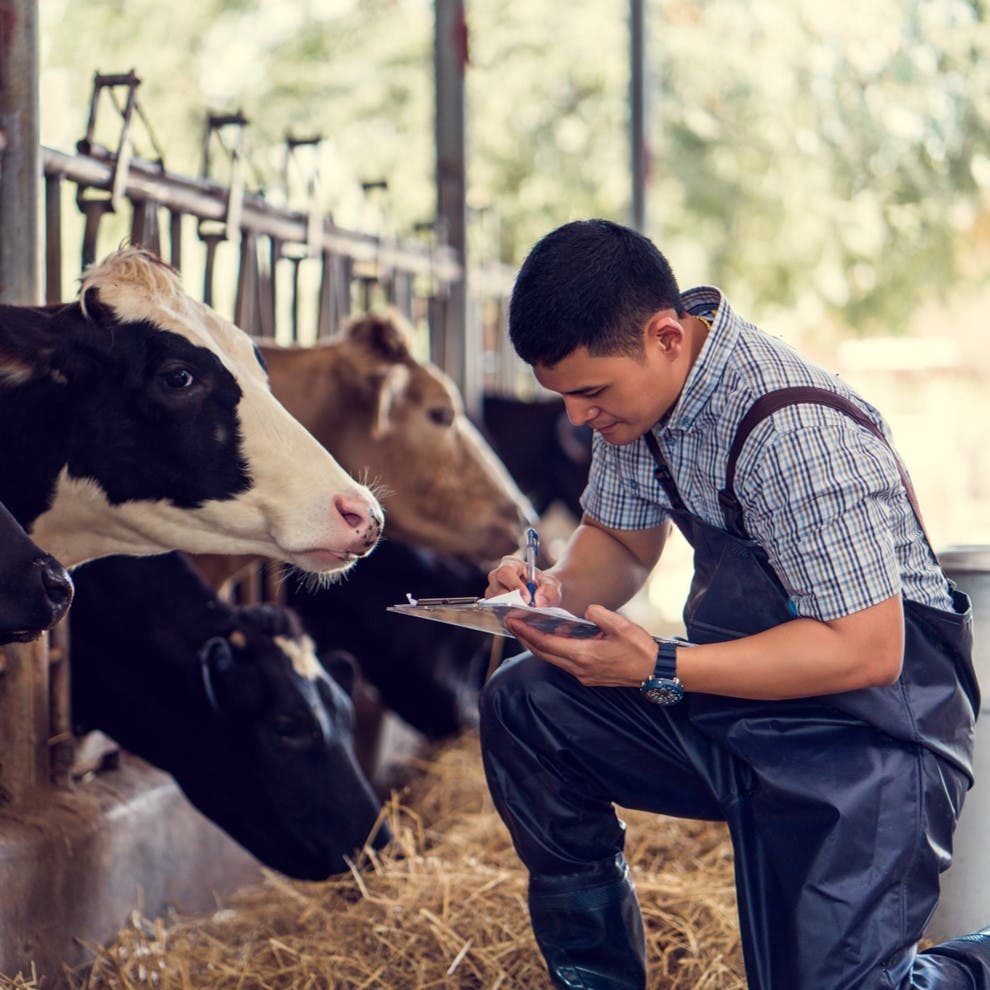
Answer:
[{"xmin": 479, "ymin": 388, "xmax": 987, "ymax": 989}]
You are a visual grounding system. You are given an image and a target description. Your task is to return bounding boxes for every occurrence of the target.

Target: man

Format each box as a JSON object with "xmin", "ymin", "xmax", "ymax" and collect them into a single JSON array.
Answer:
[{"xmin": 481, "ymin": 218, "xmax": 987, "ymax": 989}]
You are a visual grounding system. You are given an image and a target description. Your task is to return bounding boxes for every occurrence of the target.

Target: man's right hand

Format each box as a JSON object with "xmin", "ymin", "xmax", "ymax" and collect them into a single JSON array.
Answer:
[{"xmin": 485, "ymin": 556, "xmax": 563, "ymax": 608}]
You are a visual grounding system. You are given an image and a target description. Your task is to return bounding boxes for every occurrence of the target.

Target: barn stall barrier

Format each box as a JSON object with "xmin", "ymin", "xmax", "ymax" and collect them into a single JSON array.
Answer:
[
  {"xmin": 926, "ymin": 546, "xmax": 990, "ymax": 941},
  {"xmin": 1, "ymin": 97, "xmax": 517, "ymax": 981}
]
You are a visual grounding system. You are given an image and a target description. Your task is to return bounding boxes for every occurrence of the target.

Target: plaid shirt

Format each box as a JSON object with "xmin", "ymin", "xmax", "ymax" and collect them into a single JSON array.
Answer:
[{"xmin": 580, "ymin": 286, "xmax": 952, "ymax": 621}]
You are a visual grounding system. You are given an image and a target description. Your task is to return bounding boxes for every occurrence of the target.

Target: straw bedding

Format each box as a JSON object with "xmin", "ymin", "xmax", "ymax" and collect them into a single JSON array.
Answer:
[{"xmin": 9, "ymin": 731, "xmax": 745, "ymax": 990}]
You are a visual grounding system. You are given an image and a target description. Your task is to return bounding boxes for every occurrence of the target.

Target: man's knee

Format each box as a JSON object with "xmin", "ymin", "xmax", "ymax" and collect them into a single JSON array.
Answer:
[{"xmin": 480, "ymin": 651, "xmax": 573, "ymax": 746}]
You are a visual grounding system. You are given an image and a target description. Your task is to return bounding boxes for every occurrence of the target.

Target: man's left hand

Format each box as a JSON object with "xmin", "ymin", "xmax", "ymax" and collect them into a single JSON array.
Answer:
[{"xmin": 503, "ymin": 604, "xmax": 658, "ymax": 688}]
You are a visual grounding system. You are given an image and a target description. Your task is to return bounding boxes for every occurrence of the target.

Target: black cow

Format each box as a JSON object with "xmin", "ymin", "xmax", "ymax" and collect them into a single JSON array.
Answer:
[
  {"xmin": 0, "ymin": 499, "xmax": 73, "ymax": 644},
  {"xmin": 69, "ymin": 553, "xmax": 389, "ymax": 880},
  {"xmin": 479, "ymin": 394, "xmax": 592, "ymax": 520},
  {"xmin": 286, "ymin": 540, "xmax": 492, "ymax": 740},
  {"xmin": 0, "ymin": 248, "xmax": 381, "ymax": 573}
]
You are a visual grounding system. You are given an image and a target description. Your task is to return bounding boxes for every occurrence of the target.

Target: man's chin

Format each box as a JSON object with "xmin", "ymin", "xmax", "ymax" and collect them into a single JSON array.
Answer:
[{"xmin": 596, "ymin": 422, "xmax": 637, "ymax": 445}]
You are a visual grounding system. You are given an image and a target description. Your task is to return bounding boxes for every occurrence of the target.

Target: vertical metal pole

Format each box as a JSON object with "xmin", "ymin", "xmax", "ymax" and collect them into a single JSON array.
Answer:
[
  {"xmin": 0, "ymin": 0, "xmax": 41, "ymax": 303},
  {"xmin": 630, "ymin": 0, "xmax": 647, "ymax": 231},
  {"xmin": 45, "ymin": 173, "xmax": 63, "ymax": 303},
  {"xmin": 434, "ymin": 0, "xmax": 475, "ymax": 411}
]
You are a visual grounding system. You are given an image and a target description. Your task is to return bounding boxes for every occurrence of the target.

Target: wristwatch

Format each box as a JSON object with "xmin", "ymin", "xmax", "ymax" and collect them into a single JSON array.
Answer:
[{"xmin": 640, "ymin": 640, "xmax": 684, "ymax": 706}]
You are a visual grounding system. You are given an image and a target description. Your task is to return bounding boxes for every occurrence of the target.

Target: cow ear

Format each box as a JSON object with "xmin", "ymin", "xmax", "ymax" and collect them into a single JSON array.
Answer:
[
  {"xmin": 199, "ymin": 635, "xmax": 261, "ymax": 717},
  {"xmin": 0, "ymin": 305, "xmax": 61, "ymax": 385},
  {"xmin": 344, "ymin": 311, "xmax": 413, "ymax": 363},
  {"xmin": 370, "ymin": 363, "xmax": 410, "ymax": 439},
  {"xmin": 321, "ymin": 649, "xmax": 358, "ymax": 697},
  {"xmin": 46, "ymin": 300, "xmax": 113, "ymax": 384}
]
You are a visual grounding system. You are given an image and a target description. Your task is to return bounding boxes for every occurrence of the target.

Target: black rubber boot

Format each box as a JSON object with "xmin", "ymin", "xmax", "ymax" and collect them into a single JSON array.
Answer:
[{"xmin": 527, "ymin": 853, "xmax": 647, "ymax": 990}]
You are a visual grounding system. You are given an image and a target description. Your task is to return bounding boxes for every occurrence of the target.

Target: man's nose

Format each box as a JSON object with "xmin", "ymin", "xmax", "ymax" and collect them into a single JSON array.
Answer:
[{"xmin": 563, "ymin": 397, "xmax": 599, "ymax": 426}]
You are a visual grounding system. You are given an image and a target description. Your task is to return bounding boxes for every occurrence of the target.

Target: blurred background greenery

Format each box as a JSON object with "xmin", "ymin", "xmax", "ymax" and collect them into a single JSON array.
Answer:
[
  {"xmin": 39, "ymin": 0, "xmax": 990, "ymax": 552},
  {"xmin": 39, "ymin": 0, "xmax": 990, "ymax": 334}
]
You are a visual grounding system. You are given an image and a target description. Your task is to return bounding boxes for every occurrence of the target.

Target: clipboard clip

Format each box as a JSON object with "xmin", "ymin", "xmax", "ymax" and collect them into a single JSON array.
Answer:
[{"xmin": 405, "ymin": 593, "xmax": 480, "ymax": 606}]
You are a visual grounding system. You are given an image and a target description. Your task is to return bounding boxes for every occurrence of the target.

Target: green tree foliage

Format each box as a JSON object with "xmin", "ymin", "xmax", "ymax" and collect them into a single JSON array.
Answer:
[{"xmin": 39, "ymin": 0, "xmax": 990, "ymax": 333}]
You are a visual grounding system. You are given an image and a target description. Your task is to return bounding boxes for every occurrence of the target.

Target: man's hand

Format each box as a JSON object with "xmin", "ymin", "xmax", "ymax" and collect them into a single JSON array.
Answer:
[
  {"xmin": 485, "ymin": 555, "xmax": 563, "ymax": 607},
  {"xmin": 504, "ymin": 603, "xmax": 658, "ymax": 688}
]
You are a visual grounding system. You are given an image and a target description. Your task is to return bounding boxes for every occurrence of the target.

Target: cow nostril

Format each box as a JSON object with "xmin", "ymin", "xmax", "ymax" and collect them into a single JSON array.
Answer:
[
  {"xmin": 333, "ymin": 494, "xmax": 368, "ymax": 531},
  {"xmin": 39, "ymin": 558, "xmax": 74, "ymax": 610}
]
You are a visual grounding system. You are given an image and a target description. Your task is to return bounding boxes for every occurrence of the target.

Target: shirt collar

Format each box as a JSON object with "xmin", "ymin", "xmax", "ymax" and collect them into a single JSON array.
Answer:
[{"xmin": 657, "ymin": 285, "xmax": 739, "ymax": 433}]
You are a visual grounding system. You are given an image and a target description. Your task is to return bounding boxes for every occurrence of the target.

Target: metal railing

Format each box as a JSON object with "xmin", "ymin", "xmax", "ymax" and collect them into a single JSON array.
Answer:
[{"xmin": 0, "ymin": 136, "xmax": 520, "ymax": 809}]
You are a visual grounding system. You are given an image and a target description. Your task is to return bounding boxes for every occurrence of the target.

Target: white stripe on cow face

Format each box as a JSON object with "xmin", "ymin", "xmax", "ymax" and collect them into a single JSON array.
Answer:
[
  {"xmin": 39, "ymin": 249, "xmax": 384, "ymax": 572},
  {"xmin": 274, "ymin": 634, "xmax": 323, "ymax": 680}
]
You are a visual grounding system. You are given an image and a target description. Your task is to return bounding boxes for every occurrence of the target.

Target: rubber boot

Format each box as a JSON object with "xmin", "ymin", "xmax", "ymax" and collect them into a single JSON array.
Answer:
[{"xmin": 527, "ymin": 853, "xmax": 647, "ymax": 990}]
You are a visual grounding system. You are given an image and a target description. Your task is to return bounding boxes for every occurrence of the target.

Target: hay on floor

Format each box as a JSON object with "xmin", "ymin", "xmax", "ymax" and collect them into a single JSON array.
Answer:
[{"xmin": 46, "ymin": 732, "xmax": 744, "ymax": 990}]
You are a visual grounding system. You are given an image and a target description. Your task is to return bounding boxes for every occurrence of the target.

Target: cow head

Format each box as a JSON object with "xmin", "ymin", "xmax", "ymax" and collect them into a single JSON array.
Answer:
[
  {"xmin": 0, "ymin": 249, "xmax": 381, "ymax": 573},
  {"xmin": 263, "ymin": 310, "xmax": 534, "ymax": 565},
  {"xmin": 197, "ymin": 604, "xmax": 389, "ymax": 878},
  {"xmin": 0, "ymin": 500, "xmax": 73, "ymax": 644}
]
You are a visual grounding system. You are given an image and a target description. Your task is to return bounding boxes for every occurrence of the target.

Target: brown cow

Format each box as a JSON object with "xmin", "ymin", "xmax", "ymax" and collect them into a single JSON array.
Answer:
[{"xmin": 194, "ymin": 311, "xmax": 533, "ymax": 586}]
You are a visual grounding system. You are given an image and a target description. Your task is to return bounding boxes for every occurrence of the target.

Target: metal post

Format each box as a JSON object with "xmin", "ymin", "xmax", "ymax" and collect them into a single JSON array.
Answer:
[
  {"xmin": 0, "ymin": 0, "xmax": 40, "ymax": 303},
  {"xmin": 630, "ymin": 0, "xmax": 648, "ymax": 231},
  {"xmin": 434, "ymin": 0, "xmax": 473, "ymax": 410}
]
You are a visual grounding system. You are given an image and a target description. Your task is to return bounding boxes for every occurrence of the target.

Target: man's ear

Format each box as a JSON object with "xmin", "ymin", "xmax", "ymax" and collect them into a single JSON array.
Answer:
[{"xmin": 646, "ymin": 314, "xmax": 685, "ymax": 355}]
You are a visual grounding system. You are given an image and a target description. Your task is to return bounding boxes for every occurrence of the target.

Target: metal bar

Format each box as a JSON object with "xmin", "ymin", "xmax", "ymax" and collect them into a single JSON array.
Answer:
[
  {"xmin": 0, "ymin": 641, "xmax": 51, "ymax": 803},
  {"xmin": 79, "ymin": 198, "xmax": 112, "ymax": 270},
  {"xmin": 130, "ymin": 198, "xmax": 161, "ymax": 255},
  {"xmin": 43, "ymin": 147, "xmax": 461, "ymax": 281},
  {"xmin": 45, "ymin": 173, "xmax": 63, "ymax": 303},
  {"xmin": 434, "ymin": 0, "xmax": 471, "ymax": 400},
  {"xmin": 168, "ymin": 209, "xmax": 183, "ymax": 270},
  {"xmin": 0, "ymin": 0, "xmax": 40, "ymax": 303},
  {"xmin": 235, "ymin": 230, "xmax": 260, "ymax": 335},
  {"xmin": 261, "ymin": 236, "xmax": 278, "ymax": 340},
  {"xmin": 630, "ymin": 0, "xmax": 648, "ymax": 230},
  {"xmin": 201, "ymin": 234, "xmax": 221, "ymax": 307},
  {"xmin": 317, "ymin": 250, "xmax": 334, "ymax": 338},
  {"xmin": 47, "ymin": 619, "xmax": 74, "ymax": 788}
]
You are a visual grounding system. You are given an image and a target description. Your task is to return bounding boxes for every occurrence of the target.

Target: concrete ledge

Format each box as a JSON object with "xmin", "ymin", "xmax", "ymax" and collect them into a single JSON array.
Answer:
[{"xmin": 0, "ymin": 754, "xmax": 262, "ymax": 984}]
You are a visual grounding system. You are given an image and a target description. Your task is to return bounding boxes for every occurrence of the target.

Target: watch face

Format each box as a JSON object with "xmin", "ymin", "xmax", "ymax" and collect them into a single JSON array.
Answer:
[{"xmin": 641, "ymin": 677, "xmax": 684, "ymax": 706}]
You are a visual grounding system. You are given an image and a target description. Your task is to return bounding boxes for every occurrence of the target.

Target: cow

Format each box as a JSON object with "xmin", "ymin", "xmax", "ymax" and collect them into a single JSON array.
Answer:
[
  {"xmin": 0, "ymin": 499, "xmax": 74, "ymax": 644},
  {"xmin": 285, "ymin": 539, "xmax": 491, "ymax": 740},
  {"xmin": 69, "ymin": 552, "xmax": 388, "ymax": 881},
  {"xmin": 0, "ymin": 248, "xmax": 382, "ymax": 573},
  {"xmin": 478, "ymin": 393, "xmax": 592, "ymax": 521},
  {"xmin": 190, "ymin": 309, "xmax": 533, "ymax": 591}
]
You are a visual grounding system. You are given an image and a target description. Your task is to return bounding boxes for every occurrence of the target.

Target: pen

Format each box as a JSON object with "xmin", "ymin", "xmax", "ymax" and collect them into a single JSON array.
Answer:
[{"xmin": 525, "ymin": 527, "xmax": 539, "ymax": 606}]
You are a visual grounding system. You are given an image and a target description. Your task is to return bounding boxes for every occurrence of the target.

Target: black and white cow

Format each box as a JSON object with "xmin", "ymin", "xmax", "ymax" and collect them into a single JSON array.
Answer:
[
  {"xmin": 0, "ymin": 499, "xmax": 73, "ymax": 644},
  {"xmin": 0, "ymin": 248, "xmax": 381, "ymax": 573},
  {"xmin": 69, "ymin": 552, "xmax": 389, "ymax": 880},
  {"xmin": 286, "ymin": 539, "xmax": 491, "ymax": 740}
]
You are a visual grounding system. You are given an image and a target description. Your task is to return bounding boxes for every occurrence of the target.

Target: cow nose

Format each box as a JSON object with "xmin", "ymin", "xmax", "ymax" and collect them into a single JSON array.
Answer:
[
  {"xmin": 333, "ymin": 494, "xmax": 383, "ymax": 553},
  {"xmin": 39, "ymin": 557, "xmax": 74, "ymax": 612},
  {"xmin": 333, "ymin": 494, "xmax": 371, "ymax": 530}
]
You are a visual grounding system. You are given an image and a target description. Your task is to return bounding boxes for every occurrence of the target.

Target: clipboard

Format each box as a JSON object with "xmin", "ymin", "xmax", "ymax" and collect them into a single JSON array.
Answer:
[{"xmin": 387, "ymin": 590, "xmax": 603, "ymax": 640}]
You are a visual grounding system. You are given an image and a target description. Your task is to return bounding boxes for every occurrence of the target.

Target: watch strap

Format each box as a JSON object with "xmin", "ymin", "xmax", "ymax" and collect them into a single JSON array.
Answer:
[{"xmin": 654, "ymin": 640, "xmax": 678, "ymax": 680}]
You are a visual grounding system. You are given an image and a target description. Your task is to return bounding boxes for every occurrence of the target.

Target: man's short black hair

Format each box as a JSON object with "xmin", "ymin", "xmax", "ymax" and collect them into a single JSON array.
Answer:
[{"xmin": 508, "ymin": 219, "xmax": 684, "ymax": 367}]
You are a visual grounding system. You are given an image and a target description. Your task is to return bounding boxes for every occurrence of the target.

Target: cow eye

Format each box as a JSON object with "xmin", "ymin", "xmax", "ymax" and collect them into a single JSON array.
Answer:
[
  {"xmin": 270, "ymin": 714, "xmax": 321, "ymax": 745},
  {"xmin": 428, "ymin": 406, "xmax": 454, "ymax": 427},
  {"xmin": 162, "ymin": 367, "xmax": 195, "ymax": 390}
]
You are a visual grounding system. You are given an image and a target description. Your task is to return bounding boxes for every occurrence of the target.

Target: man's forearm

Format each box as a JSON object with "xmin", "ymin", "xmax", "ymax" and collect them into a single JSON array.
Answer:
[
  {"xmin": 677, "ymin": 594, "xmax": 905, "ymax": 699},
  {"xmin": 548, "ymin": 520, "xmax": 660, "ymax": 616}
]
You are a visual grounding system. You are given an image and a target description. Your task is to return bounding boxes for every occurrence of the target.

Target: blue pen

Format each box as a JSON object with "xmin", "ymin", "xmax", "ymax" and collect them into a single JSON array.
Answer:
[{"xmin": 525, "ymin": 527, "xmax": 539, "ymax": 606}]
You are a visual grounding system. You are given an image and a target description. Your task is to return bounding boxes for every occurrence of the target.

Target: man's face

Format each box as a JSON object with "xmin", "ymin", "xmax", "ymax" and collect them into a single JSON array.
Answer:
[{"xmin": 533, "ymin": 318, "xmax": 687, "ymax": 446}]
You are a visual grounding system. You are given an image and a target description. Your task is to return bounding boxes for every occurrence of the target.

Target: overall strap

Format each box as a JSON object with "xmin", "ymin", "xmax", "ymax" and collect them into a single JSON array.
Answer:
[
  {"xmin": 719, "ymin": 385, "xmax": 930, "ymax": 542},
  {"xmin": 643, "ymin": 430, "xmax": 688, "ymax": 511}
]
